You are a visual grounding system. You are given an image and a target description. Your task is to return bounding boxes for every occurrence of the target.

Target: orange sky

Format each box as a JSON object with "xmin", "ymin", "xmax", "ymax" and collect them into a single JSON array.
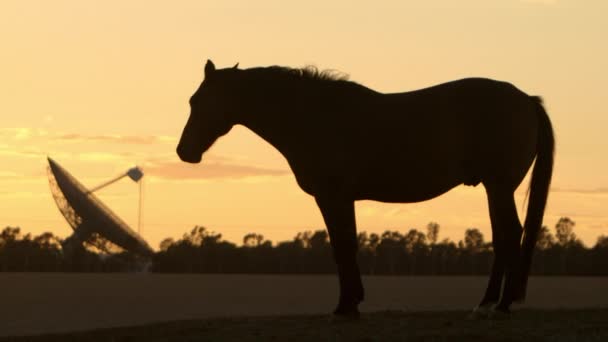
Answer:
[{"xmin": 1, "ymin": 0, "xmax": 607, "ymax": 249}]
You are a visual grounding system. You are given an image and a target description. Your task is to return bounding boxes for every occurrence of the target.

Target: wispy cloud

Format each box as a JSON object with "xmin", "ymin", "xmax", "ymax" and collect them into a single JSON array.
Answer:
[
  {"xmin": 0, "ymin": 128, "xmax": 176, "ymax": 145},
  {"xmin": 0, "ymin": 128, "xmax": 49, "ymax": 140},
  {"xmin": 0, "ymin": 128, "xmax": 179, "ymax": 164},
  {"xmin": 0, "ymin": 130, "xmax": 288, "ymax": 181},
  {"xmin": 519, "ymin": 0, "xmax": 557, "ymax": 4},
  {"xmin": 55, "ymin": 134, "xmax": 176, "ymax": 145},
  {"xmin": 0, "ymin": 149, "xmax": 48, "ymax": 158},
  {"xmin": 77, "ymin": 152, "xmax": 130, "ymax": 162},
  {"xmin": 551, "ymin": 187, "xmax": 608, "ymax": 195},
  {"xmin": 143, "ymin": 158, "xmax": 289, "ymax": 180},
  {"xmin": 0, "ymin": 170, "xmax": 47, "ymax": 183}
]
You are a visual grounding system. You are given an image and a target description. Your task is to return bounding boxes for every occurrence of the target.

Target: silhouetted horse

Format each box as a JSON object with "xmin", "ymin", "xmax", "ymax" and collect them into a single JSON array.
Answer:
[{"xmin": 177, "ymin": 60, "xmax": 554, "ymax": 317}]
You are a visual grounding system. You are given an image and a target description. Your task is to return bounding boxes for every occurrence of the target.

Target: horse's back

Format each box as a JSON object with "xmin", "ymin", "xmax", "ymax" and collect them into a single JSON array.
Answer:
[{"xmin": 339, "ymin": 78, "xmax": 539, "ymax": 201}]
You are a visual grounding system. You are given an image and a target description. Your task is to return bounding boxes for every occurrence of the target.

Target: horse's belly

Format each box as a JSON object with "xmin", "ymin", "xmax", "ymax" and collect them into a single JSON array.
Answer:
[{"xmin": 353, "ymin": 168, "xmax": 466, "ymax": 203}]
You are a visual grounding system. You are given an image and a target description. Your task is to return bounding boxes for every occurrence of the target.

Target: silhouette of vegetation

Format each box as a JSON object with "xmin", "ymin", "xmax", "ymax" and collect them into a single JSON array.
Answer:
[
  {"xmin": 0, "ymin": 226, "xmax": 145, "ymax": 272},
  {"xmin": 1, "ymin": 217, "xmax": 606, "ymax": 275}
]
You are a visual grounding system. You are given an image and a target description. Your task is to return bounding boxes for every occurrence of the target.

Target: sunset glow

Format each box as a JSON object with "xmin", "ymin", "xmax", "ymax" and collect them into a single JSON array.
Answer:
[{"xmin": 1, "ymin": 0, "xmax": 607, "ymax": 249}]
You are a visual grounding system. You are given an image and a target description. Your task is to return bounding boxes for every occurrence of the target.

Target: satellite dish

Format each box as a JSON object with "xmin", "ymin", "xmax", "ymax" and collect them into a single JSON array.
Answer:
[{"xmin": 47, "ymin": 157, "xmax": 154, "ymax": 257}]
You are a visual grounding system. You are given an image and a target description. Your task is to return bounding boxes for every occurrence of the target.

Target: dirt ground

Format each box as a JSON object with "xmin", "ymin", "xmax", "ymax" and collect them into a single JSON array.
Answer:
[
  {"xmin": 4, "ymin": 309, "xmax": 608, "ymax": 342},
  {"xmin": 0, "ymin": 274, "xmax": 606, "ymax": 338}
]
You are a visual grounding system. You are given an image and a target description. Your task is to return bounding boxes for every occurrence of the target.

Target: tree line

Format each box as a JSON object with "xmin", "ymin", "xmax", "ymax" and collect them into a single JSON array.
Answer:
[{"xmin": 1, "ymin": 217, "xmax": 607, "ymax": 275}]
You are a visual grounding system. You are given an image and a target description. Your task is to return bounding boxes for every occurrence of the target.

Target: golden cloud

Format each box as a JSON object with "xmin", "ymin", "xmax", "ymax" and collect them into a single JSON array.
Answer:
[
  {"xmin": 54, "ymin": 134, "xmax": 176, "ymax": 145},
  {"xmin": 143, "ymin": 158, "xmax": 290, "ymax": 180},
  {"xmin": 551, "ymin": 187, "xmax": 608, "ymax": 195}
]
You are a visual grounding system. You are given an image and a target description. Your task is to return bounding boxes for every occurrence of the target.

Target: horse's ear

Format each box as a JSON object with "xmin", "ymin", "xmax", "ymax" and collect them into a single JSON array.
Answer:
[
  {"xmin": 205, "ymin": 59, "xmax": 216, "ymax": 77},
  {"xmin": 233, "ymin": 62, "xmax": 239, "ymax": 69}
]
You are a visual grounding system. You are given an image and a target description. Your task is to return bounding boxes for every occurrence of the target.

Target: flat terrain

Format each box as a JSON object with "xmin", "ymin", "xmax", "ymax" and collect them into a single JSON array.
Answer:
[
  {"xmin": 0, "ymin": 274, "xmax": 607, "ymax": 338},
  {"xmin": 4, "ymin": 309, "xmax": 607, "ymax": 342}
]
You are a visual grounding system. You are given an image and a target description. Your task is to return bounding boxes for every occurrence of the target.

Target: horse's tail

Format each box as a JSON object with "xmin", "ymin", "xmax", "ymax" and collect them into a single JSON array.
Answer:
[{"xmin": 518, "ymin": 96, "xmax": 555, "ymax": 301}]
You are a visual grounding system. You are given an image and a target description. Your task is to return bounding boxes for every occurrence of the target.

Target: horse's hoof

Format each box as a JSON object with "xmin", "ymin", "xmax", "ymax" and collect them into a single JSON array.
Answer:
[
  {"xmin": 329, "ymin": 312, "xmax": 361, "ymax": 323},
  {"xmin": 488, "ymin": 306, "xmax": 511, "ymax": 320},
  {"xmin": 331, "ymin": 306, "xmax": 360, "ymax": 322},
  {"xmin": 467, "ymin": 304, "xmax": 493, "ymax": 320}
]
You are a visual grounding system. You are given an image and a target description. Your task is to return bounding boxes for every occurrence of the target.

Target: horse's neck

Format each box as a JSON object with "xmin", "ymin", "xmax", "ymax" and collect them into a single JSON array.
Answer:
[
  {"xmin": 235, "ymin": 77, "xmax": 377, "ymax": 158},
  {"xmin": 239, "ymin": 110, "xmax": 294, "ymax": 159},
  {"xmin": 237, "ymin": 85, "xmax": 308, "ymax": 159}
]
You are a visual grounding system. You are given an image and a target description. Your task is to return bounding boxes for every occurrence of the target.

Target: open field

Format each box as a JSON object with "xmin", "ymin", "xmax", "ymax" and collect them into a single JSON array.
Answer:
[
  {"xmin": 3, "ymin": 309, "xmax": 608, "ymax": 342},
  {"xmin": 0, "ymin": 274, "xmax": 607, "ymax": 339}
]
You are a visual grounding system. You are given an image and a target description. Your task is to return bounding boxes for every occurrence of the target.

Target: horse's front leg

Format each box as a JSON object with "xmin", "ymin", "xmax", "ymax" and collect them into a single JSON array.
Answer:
[{"xmin": 315, "ymin": 194, "xmax": 364, "ymax": 318}]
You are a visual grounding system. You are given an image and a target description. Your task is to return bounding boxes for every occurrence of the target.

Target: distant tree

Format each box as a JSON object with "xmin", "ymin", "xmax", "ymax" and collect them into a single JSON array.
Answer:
[
  {"xmin": 308, "ymin": 230, "xmax": 329, "ymax": 249},
  {"xmin": 368, "ymin": 233, "xmax": 380, "ymax": 251},
  {"xmin": 426, "ymin": 222, "xmax": 440, "ymax": 245},
  {"xmin": 536, "ymin": 225, "xmax": 555, "ymax": 250},
  {"xmin": 435, "ymin": 238, "xmax": 459, "ymax": 275},
  {"xmin": 425, "ymin": 223, "xmax": 441, "ymax": 275},
  {"xmin": 403, "ymin": 229, "xmax": 427, "ymax": 252},
  {"xmin": 293, "ymin": 231, "xmax": 312, "ymax": 248},
  {"xmin": 592, "ymin": 235, "xmax": 608, "ymax": 276},
  {"xmin": 463, "ymin": 228, "xmax": 485, "ymax": 252},
  {"xmin": 31, "ymin": 231, "xmax": 62, "ymax": 271},
  {"xmin": 159, "ymin": 238, "xmax": 175, "ymax": 252},
  {"xmin": 403, "ymin": 229, "xmax": 427, "ymax": 274},
  {"xmin": 356, "ymin": 232, "xmax": 369, "ymax": 250},
  {"xmin": 595, "ymin": 235, "xmax": 608, "ymax": 249},
  {"xmin": 0, "ymin": 226, "xmax": 21, "ymax": 244},
  {"xmin": 33, "ymin": 231, "xmax": 62, "ymax": 249},
  {"xmin": 5, "ymin": 220, "xmax": 608, "ymax": 275},
  {"xmin": 243, "ymin": 233, "xmax": 265, "ymax": 247},
  {"xmin": 461, "ymin": 228, "xmax": 490, "ymax": 274},
  {"xmin": 358, "ymin": 232, "xmax": 381, "ymax": 274},
  {"xmin": 375, "ymin": 231, "xmax": 406, "ymax": 274},
  {"xmin": 555, "ymin": 217, "xmax": 577, "ymax": 246},
  {"xmin": 183, "ymin": 225, "xmax": 222, "ymax": 247}
]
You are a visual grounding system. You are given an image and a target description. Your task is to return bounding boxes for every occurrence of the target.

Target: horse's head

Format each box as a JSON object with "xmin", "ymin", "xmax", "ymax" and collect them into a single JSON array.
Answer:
[{"xmin": 177, "ymin": 60, "xmax": 240, "ymax": 163}]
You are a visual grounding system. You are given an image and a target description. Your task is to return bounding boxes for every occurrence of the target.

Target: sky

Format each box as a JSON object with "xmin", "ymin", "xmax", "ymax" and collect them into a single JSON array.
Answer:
[{"xmin": 1, "ymin": 0, "xmax": 607, "ymax": 250}]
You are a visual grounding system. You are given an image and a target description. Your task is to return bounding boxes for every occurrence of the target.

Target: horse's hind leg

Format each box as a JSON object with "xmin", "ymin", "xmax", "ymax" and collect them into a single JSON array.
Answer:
[
  {"xmin": 315, "ymin": 195, "xmax": 364, "ymax": 317},
  {"xmin": 476, "ymin": 222, "xmax": 505, "ymax": 311},
  {"xmin": 485, "ymin": 184, "xmax": 523, "ymax": 313},
  {"xmin": 473, "ymin": 186, "xmax": 508, "ymax": 317}
]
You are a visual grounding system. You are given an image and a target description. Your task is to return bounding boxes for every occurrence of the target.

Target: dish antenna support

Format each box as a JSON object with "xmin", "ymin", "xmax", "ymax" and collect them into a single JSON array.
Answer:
[{"xmin": 87, "ymin": 166, "xmax": 145, "ymax": 235}]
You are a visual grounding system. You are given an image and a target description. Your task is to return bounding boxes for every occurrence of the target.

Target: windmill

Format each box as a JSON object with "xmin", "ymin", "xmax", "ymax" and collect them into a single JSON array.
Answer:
[{"xmin": 47, "ymin": 157, "xmax": 154, "ymax": 257}]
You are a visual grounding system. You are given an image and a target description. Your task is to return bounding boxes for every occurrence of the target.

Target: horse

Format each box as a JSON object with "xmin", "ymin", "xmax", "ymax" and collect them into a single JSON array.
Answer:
[{"xmin": 177, "ymin": 60, "xmax": 554, "ymax": 317}]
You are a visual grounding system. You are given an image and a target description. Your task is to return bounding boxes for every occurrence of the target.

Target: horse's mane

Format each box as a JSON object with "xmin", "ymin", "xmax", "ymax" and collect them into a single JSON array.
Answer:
[
  {"xmin": 239, "ymin": 65, "xmax": 380, "ymax": 100},
  {"xmin": 244, "ymin": 65, "xmax": 355, "ymax": 85},
  {"xmin": 268, "ymin": 65, "xmax": 349, "ymax": 82}
]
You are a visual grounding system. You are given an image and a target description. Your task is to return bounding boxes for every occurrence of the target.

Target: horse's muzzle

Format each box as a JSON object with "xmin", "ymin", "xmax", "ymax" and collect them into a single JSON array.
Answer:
[{"xmin": 176, "ymin": 145, "xmax": 202, "ymax": 164}]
